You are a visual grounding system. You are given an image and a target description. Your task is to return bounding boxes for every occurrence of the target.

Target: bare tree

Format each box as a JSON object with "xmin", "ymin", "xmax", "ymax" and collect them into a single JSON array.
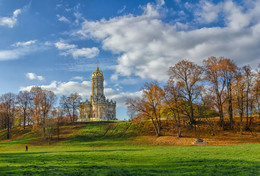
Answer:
[{"xmin": 60, "ymin": 93, "xmax": 81, "ymax": 122}]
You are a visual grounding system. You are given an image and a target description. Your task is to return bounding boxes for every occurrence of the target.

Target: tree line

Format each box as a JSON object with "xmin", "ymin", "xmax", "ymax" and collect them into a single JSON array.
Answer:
[
  {"xmin": 0, "ymin": 87, "xmax": 81, "ymax": 140},
  {"xmin": 126, "ymin": 57, "xmax": 260, "ymax": 137}
]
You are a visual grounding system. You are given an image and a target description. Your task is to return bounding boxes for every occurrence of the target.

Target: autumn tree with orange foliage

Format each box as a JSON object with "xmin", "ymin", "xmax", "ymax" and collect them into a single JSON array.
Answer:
[
  {"xmin": 126, "ymin": 82, "xmax": 164, "ymax": 136},
  {"xmin": 203, "ymin": 57, "xmax": 228, "ymax": 130},
  {"xmin": 0, "ymin": 93, "xmax": 16, "ymax": 139},
  {"xmin": 30, "ymin": 87, "xmax": 56, "ymax": 137},
  {"xmin": 234, "ymin": 68, "xmax": 246, "ymax": 134},
  {"xmin": 17, "ymin": 90, "xmax": 33, "ymax": 129},
  {"xmin": 164, "ymin": 80, "xmax": 183, "ymax": 137},
  {"xmin": 254, "ymin": 64, "xmax": 260, "ymax": 118},
  {"xmin": 221, "ymin": 58, "xmax": 237, "ymax": 129},
  {"xmin": 242, "ymin": 65, "xmax": 255, "ymax": 130},
  {"xmin": 168, "ymin": 60, "xmax": 203, "ymax": 126}
]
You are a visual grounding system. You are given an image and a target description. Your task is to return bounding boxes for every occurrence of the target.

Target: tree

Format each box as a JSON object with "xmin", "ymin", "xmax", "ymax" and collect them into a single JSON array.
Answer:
[
  {"xmin": 30, "ymin": 87, "xmax": 56, "ymax": 137},
  {"xmin": 234, "ymin": 68, "xmax": 246, "ymax": 135},
  {"xmin": 164, "ymin": 80, "xmax": 183, "ymax": 137},
  {"xmin": 204, "ymin": 57, "xmax": 227, "ymax": 130},
  {"xmin": 40, "ymin": 89, "xmax": 56, "ymax": 137},
  {"xmin": 168, "ymin": 60, "xmax": 203, "ymax": 125},
  {"xmin": 126, "ymin": 82, "xmax": 164, "ymax": 137},
  {"xmin": 254, "ymin": 63, "xmax": 260, "ymax": 118},
  {"xmin": 60, "ymin": 93, "xmax": 81, "ymax": 122},
  {"xmin": 53, "ymin": 105, "xmax": 66, "ymax": 140},
  {"xmin": 222, "ymin": 58, "xmax": 237, "ymax": 129},
  {"xmin": 30, "ymin": 87, "xmax": 43, "ymax": 127},
  {"xmin": 242, "ymin": 65, "xmax": 255, "ymax": 130},
  {"xmin": 17, "ymin": 91, "xmax": 32, "ymax": 129},
  {"xmin": 198, "ymin": 90, "xmax": 215, "ymax": 136},
  {"xmin": 0, "ymin": 93, "xmax": 16, "ymax": 139}
]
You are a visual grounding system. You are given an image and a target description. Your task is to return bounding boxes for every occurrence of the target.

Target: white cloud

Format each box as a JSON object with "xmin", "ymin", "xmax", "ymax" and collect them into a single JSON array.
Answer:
[
  {"xmin": 71, "ymin": 76, "xmax": 84, "ymax": 81},
  {"xmin": 57, "ymin": 14, "xmax": 70, "ymax": 23},
  {"xmin": 71, "ymin": 47, "xmax": 99, "ymax": 59},
  {"xmin": 20, "ymin": 81, "xmax": 90, "ymax": 97},
  {"xmin": 0, "ymin": 47, "xmax": 31, "ymax": 61},
  {"xmin": 194, "ymin": 0, "xmax": 221, "ymax": 23},
  {"xmin": 118, "ymin": 5, "xmax": 126, "ymax": 14},
  {"xmin": 0, "ymin": 9, "xmax": 21, "ymax": 28},
  {"xmin": 0, "ymin": 40, "xmax": 41, "ymax": 61},
  {"xmin": 55, "ymin": 42, "xmax": 76, "ymax": 50},
  {"xmin": 20, "ymin": 80, "xmax": 141, "ymax": 107},
  {"xmin": 223, "ymin": 1, "xmax": 250, "ymax": 30},
  {"xmin": 104, "ymin": 88, "xmax": 142, "ymax": 107},
  {"xmin": 75, "ymin": 0, "xmax": 260, "ymax": 81},
  {"xmin": 26, "ymin": 73, "xmax": 44, "ymax": 81},
  {"xmin": 55, "ymin": 41, "xmax": 99, "ymax": 59},
  {"xmin": 12, "ymin": 40, "xmax": 37, "ymax": 47}
]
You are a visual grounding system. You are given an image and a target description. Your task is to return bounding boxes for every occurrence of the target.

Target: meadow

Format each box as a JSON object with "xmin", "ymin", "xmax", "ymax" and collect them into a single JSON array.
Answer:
[{"xmin": 0, "ymin": 122, "xmax": 259, "ymax": 175}]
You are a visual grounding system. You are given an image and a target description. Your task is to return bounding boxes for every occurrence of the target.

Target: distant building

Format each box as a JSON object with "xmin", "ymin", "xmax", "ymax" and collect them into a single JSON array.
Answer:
[{"xmin": 78, "ymin": 66, "xmax": 116, "ymax": 121}]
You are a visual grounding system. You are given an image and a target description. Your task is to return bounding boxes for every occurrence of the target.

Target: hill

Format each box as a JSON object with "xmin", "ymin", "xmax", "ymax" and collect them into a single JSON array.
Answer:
[
  {"xmin": 0, "ymin": 118, "xmax": 259, "ymax": 148},
  {"xmin": 0, "ymin": 121, "xmax": 259, "ymax": 175}
]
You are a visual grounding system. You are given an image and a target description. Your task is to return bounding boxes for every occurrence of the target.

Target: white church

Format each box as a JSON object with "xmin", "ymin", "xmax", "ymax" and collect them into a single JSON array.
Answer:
[{"xmin": 78, "ymin": 66, "xmax": 116, "ymax": 121}]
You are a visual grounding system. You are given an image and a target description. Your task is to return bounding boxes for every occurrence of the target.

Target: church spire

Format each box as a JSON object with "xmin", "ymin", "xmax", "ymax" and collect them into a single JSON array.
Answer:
[{"xmin": 92, "ymin": 65, "xmax": 103, "ymax": 77}]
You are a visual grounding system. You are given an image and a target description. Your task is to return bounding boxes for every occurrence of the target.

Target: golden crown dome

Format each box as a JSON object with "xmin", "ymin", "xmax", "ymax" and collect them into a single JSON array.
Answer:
[{"xmin": 92, "ymin": 66, "xmax": 103, "ymax": 77}]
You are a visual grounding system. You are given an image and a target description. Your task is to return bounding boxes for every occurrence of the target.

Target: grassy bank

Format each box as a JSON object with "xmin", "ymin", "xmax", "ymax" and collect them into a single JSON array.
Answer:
[{"xmin": 0, "ymin": 121, "xmax": 259, "ymax": 175}]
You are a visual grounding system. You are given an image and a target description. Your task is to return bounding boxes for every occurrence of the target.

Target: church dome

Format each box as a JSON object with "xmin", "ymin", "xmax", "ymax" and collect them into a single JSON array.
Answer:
[{"xmin": 92, "ymin": 66, "xmax": 103, "ymax": 77}]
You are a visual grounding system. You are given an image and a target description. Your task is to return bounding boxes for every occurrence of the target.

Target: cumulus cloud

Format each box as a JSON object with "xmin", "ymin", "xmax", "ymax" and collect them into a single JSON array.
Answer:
[
  {"xmin": 74, "ymin": 0, "xmax": 260, "ymax": 81},
  {"xmin": 104, "ymin": 88, "xmax": 142, "ymax": 107},
  {"xmin": 20, "ymin": 80, "xmax": 141, "ymax": 107},
  {"xmin": 55, "ymin": 41, "xmax": 99, "ymax": 59},
  {"xmin": 223, "ymin": 1, "xmax": 250, "ymax": 30},
  {"xmin": 26, "ymin": 73, "xmax": 44, "ymax": 81},
  {"xmin": 0, "ymin": 9, "xmax": 21, "ymax": 28}
]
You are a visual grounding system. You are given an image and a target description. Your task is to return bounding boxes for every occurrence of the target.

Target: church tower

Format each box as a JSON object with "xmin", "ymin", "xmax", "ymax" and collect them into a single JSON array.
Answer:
[
  {"xmin": 78, "ymin": 66, "xmax": 116, "ymax": 121},
  {"xmin": 90, "ymin": 66, "xmax": 105, "ymax": 103}
]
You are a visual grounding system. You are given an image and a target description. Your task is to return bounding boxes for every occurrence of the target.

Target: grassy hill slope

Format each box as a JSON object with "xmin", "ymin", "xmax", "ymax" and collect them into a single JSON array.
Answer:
[{"xmin": 0, "ymin": 121, "xmax": 259, "ymax": 175}]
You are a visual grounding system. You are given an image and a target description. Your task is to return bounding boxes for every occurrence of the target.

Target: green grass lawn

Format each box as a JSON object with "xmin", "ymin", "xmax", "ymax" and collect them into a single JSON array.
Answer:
[{"xmin": 0, "ymin": 122, "xmax": 259, "ymax": 176}]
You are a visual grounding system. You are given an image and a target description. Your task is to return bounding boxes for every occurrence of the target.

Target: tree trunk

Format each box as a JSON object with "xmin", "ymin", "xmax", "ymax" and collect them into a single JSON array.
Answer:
[
  {"xmin": 23, "ymin": 109, "xmax": 26, "ymax": 130},
  {"xmin": 7, "ymin": 116, "xmax": 10, "ymax": 139},
  {"xmin": 177, "ymin": 112, "xmax": 181, "ymax": 137},
  {"xmin": 228, "ymin": 85, "xmax": 233, "ymax": 129},
  {"xmin": 151, "ymin": 118, "xmax": 160, "ymax": 137},
  {"xmin": 240, "ymin": 114, "xmax": 243, "ymax": 135}
]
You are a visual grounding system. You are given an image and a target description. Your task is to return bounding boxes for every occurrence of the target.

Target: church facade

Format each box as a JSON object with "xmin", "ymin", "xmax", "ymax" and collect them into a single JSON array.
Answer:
[{"xmin": 78, "ymin": 66, "xmax": 116, "ymax": 121}]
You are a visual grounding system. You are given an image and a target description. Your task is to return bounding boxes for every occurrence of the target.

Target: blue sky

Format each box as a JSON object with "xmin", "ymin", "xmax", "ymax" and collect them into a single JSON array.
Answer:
[{"xmin": 0, "ymin": 0, "xmax": 259, "ymax": 120}]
